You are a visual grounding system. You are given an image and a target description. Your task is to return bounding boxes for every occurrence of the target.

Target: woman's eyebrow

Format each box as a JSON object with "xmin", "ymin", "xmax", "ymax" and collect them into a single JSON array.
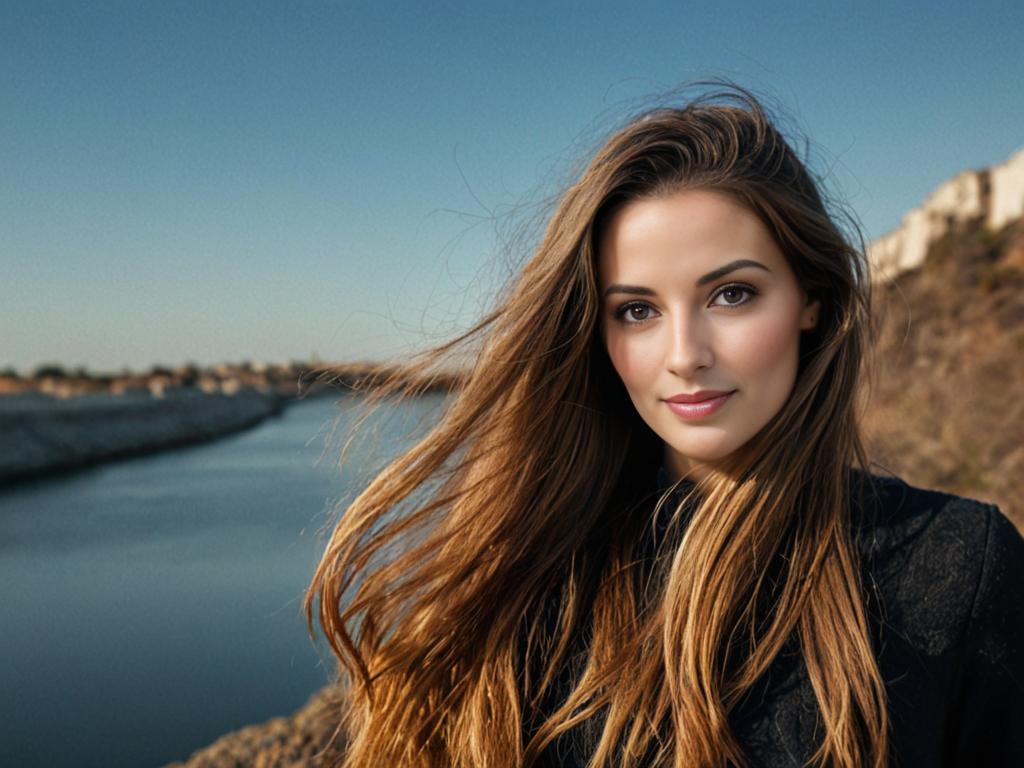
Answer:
[
  {"xmin": 696, "ymin": 259, "xmax": 772, "ymax": 286},
  {"xmin": 603, "ymin": 259, "xmax": 772, "ymax": 298},
  {"xmin": 603, "ymin": 284, "xmax": 656, "ymax": 298}
]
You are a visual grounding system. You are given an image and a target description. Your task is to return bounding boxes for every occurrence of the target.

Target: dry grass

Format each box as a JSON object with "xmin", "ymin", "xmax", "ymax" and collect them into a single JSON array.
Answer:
[{"xmin": 863, "ymin": 218, "xmax": 1024, "ymax": 529}]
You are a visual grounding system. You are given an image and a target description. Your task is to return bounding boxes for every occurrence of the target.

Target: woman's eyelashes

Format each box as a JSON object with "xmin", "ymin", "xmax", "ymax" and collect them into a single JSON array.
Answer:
[
  {"xmin": 611, "ymin": 301, "xmax": 657, "ymax": 324},
  {"xmin": 710, "ymin": 283, "xmax": 759, "ymax": 307},
  {"xmin": 612, "ymin": 284, "xmax": 760, "ymax": 325}
]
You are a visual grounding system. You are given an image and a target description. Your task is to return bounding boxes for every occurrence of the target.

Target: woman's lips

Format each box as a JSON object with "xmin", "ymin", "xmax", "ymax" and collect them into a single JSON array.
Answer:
[{"xmin": 663, "ymin": 391, "xmax": 735, "ymax": 420}]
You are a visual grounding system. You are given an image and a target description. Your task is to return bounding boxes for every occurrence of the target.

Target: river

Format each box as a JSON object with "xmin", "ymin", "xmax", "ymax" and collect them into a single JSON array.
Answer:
[{"xmin": 0, "ymin": 393, "xmax": 445, "ymax": 767}]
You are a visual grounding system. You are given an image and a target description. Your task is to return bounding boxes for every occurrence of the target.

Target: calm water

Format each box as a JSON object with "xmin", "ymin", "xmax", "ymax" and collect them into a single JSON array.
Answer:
[{"xmin": 0, "ymin": 393, "xmax": 444, "ymax": 767}]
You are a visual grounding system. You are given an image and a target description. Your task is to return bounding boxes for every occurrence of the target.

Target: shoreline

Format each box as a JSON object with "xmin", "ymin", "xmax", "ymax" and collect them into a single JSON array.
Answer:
[{"xmin": 0, "ymin": 388, "xmax": 297, "ymax": 487}]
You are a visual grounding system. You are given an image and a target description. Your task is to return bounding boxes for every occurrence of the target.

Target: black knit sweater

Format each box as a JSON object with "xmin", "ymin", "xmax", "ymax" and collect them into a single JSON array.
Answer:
[{"xmin": 529, "ymin": 472, "xmax": 1024, "ymax": 767}]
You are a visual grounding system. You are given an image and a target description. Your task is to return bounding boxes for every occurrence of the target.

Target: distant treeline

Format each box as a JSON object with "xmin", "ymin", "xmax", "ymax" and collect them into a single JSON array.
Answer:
[{"xmin": 0, "ymin": 359, "xmax": 463, "ymax": 399}]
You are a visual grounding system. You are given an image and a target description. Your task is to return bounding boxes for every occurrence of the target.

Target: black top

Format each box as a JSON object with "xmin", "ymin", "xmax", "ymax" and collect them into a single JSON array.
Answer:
[{"xmin": 530, "ymin": 472, "xmax": 1024, "ymax": 767}]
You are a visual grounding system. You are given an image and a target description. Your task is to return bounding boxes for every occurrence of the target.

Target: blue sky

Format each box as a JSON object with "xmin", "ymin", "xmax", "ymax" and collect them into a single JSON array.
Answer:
[{"xmin": 2, "ymin": 1, "xmax": 1021, "ymax": 373}]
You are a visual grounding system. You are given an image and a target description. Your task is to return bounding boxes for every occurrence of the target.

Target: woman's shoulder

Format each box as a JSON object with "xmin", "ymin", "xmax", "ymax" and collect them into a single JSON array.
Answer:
[
  {"xmin": 848, "ymin": 472, "xmax": 1024, "ymax": 761},
  {"xmin": 849, "ymin": 469, "xmax": 1019, "ymax": 561},
  {"xmin": 850, "ymin": 469, "xmax": 1024, "ymax": 655}
]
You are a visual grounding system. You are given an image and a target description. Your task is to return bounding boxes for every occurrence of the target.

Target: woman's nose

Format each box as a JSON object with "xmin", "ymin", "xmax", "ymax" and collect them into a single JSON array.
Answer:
[{"xmin": 665, "ymin": 313, "xmax": 714, "ymax": 377}]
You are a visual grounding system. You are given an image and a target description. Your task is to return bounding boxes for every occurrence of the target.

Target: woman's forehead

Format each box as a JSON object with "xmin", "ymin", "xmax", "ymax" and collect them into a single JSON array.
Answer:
[{"xmin": 597, "ymin": 189, "xmax": 788, "ymax": 287}]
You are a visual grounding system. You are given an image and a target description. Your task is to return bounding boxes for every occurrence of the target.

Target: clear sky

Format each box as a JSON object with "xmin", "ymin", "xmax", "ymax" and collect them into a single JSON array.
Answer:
[{"xmin": 2, "ymin": 1, "xmax": 1021, "ymax": 374}]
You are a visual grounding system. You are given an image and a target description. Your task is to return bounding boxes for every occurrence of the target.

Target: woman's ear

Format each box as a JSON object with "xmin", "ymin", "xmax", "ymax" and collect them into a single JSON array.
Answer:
[{"xmin": 800, "ymin": 295, "xmax": 821, "ymax": 330}]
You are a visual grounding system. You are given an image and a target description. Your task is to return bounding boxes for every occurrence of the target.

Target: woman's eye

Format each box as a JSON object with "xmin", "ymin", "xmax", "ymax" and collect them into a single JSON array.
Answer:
[
  {"xmin": 712, "ymin": 284, "xmax": 757, "ymax": 307},
  {"xmin": 615, "ymin": 302, "xmax": 657, "ymax": 324}
]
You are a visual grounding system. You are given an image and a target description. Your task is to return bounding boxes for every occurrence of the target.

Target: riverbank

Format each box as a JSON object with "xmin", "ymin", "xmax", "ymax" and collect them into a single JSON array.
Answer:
[{"xmin": 0, "ymin": 388, "xmax": 288, "ymax": 486}]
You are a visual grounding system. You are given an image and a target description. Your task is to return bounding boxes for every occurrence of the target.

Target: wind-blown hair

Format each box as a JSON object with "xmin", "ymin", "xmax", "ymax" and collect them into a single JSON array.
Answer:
[{"xmin": 306, "ymin": 87, "xmax": 886, "ymax": 768}]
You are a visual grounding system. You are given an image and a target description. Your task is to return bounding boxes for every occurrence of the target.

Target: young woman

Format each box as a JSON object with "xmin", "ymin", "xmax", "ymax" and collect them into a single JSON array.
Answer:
[{"xmin": 306, "ymin": 88, "xmax": 1024, "ymax": 767}]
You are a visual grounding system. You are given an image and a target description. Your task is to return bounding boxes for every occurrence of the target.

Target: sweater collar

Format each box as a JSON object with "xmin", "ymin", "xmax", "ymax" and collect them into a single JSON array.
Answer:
[{"xmin": 655, "ymin": 464, "xmax": 697, "ymax": 496}]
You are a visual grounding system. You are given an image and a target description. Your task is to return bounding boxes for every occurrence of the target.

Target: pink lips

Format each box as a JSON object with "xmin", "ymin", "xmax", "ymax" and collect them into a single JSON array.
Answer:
[{"xmin": 663, "ymin": 390, "xmax": 735, "ymax": 420}]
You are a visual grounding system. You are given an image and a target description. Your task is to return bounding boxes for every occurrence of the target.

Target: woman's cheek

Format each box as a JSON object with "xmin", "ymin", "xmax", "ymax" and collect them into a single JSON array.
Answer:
[
  {"xmin": 727, "ymin": 314, "xmax": 801, "ymax": 390},
  {"xmin": 606, "ymin": 330, "xmax": 661, "ymax": 391}
]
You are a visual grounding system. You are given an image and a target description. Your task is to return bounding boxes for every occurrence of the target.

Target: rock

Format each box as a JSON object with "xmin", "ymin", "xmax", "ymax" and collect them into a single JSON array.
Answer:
[
  {"xmin": 869, "ymin": 146, "xmax": 1024, "ymax": 281},
  {"xmin": 165, "ymin": 687, "xmax": 346, "ymax": 768}
]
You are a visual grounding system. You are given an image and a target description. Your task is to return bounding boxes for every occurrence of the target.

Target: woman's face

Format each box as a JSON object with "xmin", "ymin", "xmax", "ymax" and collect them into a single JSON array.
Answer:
[{"xmin": 598, "ymin": 189, "xmax": 819, "ymax": 483}]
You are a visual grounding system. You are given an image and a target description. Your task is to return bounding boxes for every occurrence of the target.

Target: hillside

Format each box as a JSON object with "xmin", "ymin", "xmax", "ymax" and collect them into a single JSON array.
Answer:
[{"xmin": 864, "ymin": 215, "xmax": 1024, "ymax": 527}]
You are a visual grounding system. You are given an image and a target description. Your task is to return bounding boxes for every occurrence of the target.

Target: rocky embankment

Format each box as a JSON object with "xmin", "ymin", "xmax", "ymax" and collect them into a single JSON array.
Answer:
[
  {"xmin": 166, "ymin": 688, "xmax": 345, "ymax": 768},
  {"xmin": 0, "ymin": 388, "xmax": 285, "ymax": 485}
]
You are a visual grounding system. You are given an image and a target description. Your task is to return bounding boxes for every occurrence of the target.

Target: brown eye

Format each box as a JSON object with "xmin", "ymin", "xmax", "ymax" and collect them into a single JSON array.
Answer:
[
  {"xmin": 615, "ymin": 301, "xmax": 658, "ymax": 324},
  {"xmin": 712, "ymin": 284, "xmax": 758, "ymax": 307}
]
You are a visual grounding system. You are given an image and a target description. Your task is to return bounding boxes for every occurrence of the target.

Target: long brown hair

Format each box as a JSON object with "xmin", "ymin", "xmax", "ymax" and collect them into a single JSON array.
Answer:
[{"xmin": 306, "ymin": 86, "xmax": 887, "ymax": 768}]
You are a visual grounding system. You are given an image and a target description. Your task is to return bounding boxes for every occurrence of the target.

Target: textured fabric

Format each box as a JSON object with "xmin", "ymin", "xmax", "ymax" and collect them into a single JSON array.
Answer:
[{"xmin": 529, "ymin": 472, "xmax": 1024, "ymax": 767}]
